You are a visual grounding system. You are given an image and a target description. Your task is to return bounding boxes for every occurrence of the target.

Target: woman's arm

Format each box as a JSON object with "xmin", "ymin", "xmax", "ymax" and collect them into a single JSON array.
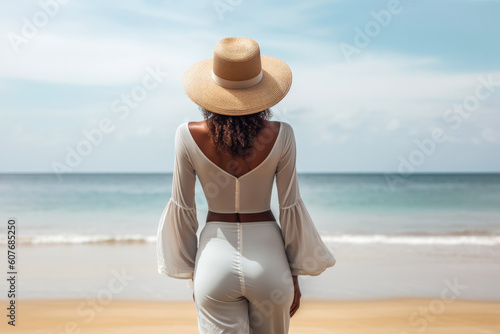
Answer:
[
  {"xmin": 157, "ymin": 123, "xmax": 198, "ymax": 280},
  {"xmin": 290, "ymin": 275, "xmax": 301, "ymax": 317}
]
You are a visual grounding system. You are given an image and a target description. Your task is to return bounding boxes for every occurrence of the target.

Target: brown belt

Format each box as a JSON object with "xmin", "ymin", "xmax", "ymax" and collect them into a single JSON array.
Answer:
[{"xmin": 206, "ymin": 209, "xmax": 276, "ymax": 223}]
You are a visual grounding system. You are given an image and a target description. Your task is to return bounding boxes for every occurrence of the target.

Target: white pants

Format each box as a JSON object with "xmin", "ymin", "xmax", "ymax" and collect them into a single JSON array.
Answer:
[{"xmin": 193, "ymin": 220, "xmax": 295, "ymax": 333}]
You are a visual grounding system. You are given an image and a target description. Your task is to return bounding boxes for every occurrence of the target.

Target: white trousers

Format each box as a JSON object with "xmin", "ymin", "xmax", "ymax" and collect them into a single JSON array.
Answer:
[{"xmin": 193, "ymin": 220, "xmax": 295, "ymax": 334}]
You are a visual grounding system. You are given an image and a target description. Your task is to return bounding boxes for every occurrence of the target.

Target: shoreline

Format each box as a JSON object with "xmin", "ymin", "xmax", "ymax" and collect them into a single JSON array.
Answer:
[{"xmin": 3, "ymin": 298, "xmax": 499, "ymax": 333}]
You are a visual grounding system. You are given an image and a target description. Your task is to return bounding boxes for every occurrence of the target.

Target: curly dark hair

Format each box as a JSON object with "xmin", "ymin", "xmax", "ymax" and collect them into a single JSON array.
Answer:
[{"xmin": 199, "ymin": 107, "xmax": 273, "ymax": 157}]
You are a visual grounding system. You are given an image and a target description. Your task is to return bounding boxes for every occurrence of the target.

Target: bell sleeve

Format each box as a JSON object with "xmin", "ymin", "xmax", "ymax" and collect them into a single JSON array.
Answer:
[
  {"xmin": 275, "ymin": 123, "xmax": 336, "ymax": 276},
  {"xmin": 156, "ymin": 124, "xmax": 198, "ymax": 280}
]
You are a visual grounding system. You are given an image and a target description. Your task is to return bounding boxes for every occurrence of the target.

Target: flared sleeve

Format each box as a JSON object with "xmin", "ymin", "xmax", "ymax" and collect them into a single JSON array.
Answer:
[
  {"xmin": 276, "ymin": 123, "xmax": 336, "ymax": 276},
  {"xmin": 156, "ymin": 124, "xmax": 198, "ymax": 280}
]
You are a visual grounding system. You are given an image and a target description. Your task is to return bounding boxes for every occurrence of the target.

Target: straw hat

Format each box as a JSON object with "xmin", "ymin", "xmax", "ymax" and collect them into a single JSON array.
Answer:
[{"xmin": 182, "ymin": 37, "xmax": 292, "ymax": 116}]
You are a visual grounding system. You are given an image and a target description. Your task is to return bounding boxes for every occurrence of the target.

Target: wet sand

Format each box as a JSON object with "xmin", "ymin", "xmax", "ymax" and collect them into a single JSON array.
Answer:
[{"xmin": 2, "ymin": 298, "xmax": 500, "ymax": 333}]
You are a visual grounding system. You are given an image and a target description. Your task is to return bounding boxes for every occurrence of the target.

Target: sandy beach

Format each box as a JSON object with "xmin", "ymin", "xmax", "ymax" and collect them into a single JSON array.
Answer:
[
  {"xmin": 3, "ymin": 298, "xmax": 500, "ymax": 333},
  {"xmin": 3, "ymin": 174, "xmax": 500, "ymax": 333}
]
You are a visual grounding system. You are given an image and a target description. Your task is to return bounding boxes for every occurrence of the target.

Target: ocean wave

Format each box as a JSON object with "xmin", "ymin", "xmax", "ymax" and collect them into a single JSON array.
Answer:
[
  {"xmin": 322, "ymin": 233, "xmax": 500, "ymax": 246},
  {"xmin": 0, "ymin": 234, "xmax": 157, "ymax": 245},
  {"xmin": 1, "ymin": 231, "xmax": 499, "ymax": 246}
]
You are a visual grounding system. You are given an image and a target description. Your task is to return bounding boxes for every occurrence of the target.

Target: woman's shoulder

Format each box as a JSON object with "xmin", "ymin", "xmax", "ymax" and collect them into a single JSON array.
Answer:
[
  {"xmin": 177, "ymin": 119, "xmax": 293, "ymax": 139},
  {"xmin": 186, "ymin": 120, "xmax": 206, "ymax": 128},
  {"xmin": 176, "ymin": 121, "xmax": 202, "ymax": 138},
  {"xmin": 181, "ymin": 119, "xmax": 291, "ymax": 131},
  {"xmin": 174, "ymin": 122, "xmax": 196, "ymax": 152},
  {"xmin": 273, "ymin": 121, "xmax": 294, "ymax": 142},
  {"xmin": 266, "ymin": 120, "xmax": 293, "ymax": 134},
  {"xmin": 184, "ymin": 120, "xmax": 208, "ymax": 139}
]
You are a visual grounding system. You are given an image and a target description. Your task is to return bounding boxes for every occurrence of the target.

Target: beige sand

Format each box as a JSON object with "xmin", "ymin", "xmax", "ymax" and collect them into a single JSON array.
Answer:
[{"xmin": 2, "ymin": 298, "xmax": 499, "ymax": 333}]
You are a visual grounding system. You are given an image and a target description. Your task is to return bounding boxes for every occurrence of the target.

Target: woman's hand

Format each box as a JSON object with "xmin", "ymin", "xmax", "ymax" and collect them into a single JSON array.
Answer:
[
  {"xmin": 290, "ymin": 275, "xmax": 301, "ymax": 318},
  {"xmin": 190, "ymin": 278, "xmax": 195, "ymax": 302}
]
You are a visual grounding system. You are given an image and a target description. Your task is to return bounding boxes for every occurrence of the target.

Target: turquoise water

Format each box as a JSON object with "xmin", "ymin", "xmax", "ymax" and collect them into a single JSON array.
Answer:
[
  {"xmin": 2, "ymin": 173, "xmax": 500, "ymax": 301},
  {"xmin": 1, "ymin": 173, "xmax": 500, "ymax": 245}
]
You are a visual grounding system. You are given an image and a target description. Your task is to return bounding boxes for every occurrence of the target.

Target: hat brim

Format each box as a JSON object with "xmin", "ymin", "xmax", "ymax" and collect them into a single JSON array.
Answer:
[{"xmin": 182, "ymin": 55, "xmax": 292, "ymax": 116}]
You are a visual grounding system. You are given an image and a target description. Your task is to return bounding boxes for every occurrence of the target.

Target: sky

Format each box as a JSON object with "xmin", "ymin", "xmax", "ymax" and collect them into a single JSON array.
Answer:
[{"xmin": 1, "ymin": 0, "xmax": 499, "ymax": 174}]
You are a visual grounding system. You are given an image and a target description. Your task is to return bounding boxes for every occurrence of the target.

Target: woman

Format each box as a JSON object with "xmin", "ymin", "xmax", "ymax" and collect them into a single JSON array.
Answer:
[{"xmin": 157, "ymin": 37, "xmax": 336, "ymax": 333}]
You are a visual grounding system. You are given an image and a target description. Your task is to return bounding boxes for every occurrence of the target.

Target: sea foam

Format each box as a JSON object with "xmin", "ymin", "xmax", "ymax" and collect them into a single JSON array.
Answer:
[{"xmin": 1, "ymin": 232, "xmax": 499, "ymax": 246}]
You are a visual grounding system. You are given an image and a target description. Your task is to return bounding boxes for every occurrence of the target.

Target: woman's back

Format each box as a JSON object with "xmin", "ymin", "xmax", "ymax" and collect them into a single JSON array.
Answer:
[
  {"xmin": 188, "ymin": 119, "xmax": 281, "ymax": 179},
  {"xmin": 175, "ymin": 120, "xmax": 298, "ymax": 214}
]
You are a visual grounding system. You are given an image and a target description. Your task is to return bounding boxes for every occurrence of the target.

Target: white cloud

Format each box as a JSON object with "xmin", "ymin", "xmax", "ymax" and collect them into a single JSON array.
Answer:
[
  {"xmin": 0, "ymin": 32, "xmax": 207, "ymax": 86},
  {"xmin": 1, "ymin": 0, "xmax": 499, "ymax": 172},
  {"xmin": 385, "ymin": 119, "xmax": 400, "ymax": 132},
  {"xmin": 482, "ymin": 127, "xmax": 500, "ymax": 143}
]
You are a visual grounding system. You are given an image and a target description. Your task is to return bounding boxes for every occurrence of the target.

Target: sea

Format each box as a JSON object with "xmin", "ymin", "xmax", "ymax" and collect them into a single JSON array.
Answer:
[{"xmin": 1, "ymin": 173, "xmax": 499, "ymax": 301}]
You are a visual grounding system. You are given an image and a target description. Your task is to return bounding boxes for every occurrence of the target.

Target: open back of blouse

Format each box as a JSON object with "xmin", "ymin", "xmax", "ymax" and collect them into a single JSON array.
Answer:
[{"xmin": 157, "ymin": 121, "xmax": 336, "ymax": 279}]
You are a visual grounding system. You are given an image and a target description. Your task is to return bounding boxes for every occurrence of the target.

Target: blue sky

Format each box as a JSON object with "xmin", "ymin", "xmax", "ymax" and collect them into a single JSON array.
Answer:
[{"xmin": 1, "ymin": 0, "xmax": 499, "ymax": 173}]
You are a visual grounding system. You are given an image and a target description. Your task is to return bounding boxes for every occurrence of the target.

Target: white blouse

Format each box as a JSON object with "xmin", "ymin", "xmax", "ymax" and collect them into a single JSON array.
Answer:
[{"xmin": 156, "ymin": 121, "xmax": 336, "ymax": 281}]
